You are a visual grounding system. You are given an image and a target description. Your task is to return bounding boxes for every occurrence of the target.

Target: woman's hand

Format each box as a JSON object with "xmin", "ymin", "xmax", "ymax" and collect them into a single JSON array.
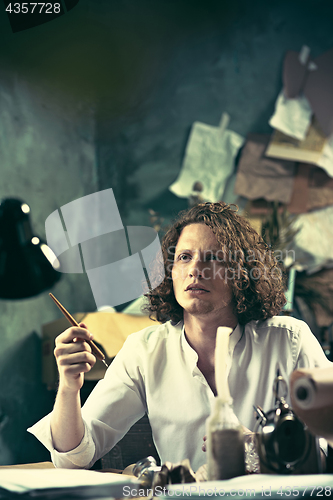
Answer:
[{"xmin": 54, "ymin": 322, "xmax": 96, "ymax": 392}]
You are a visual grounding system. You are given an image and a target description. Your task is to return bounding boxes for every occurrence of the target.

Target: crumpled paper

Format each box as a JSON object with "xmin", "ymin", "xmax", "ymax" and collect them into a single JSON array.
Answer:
[
  {"xmin": 288, "ymin": 205, "xmax": 333, "ymax": 273},
  {"xmin": 170, "ymin": 113, "xmax": 244, "ymax": 202},
  {"xmin": 269, "ymin": 91, "xmax": 313, "ymax": 141}
]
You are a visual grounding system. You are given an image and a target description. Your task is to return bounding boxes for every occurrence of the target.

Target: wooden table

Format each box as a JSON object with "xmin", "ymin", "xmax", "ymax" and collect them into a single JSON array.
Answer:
[{"xmin": 0, "ymin": 461, "xmax": 55, "ymax": 469}]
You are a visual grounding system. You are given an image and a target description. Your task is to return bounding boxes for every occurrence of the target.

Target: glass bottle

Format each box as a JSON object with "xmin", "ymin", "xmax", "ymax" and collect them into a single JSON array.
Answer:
[{"xmin": 206, "ymin": 396, "xmax": 246, "ymax": 480}]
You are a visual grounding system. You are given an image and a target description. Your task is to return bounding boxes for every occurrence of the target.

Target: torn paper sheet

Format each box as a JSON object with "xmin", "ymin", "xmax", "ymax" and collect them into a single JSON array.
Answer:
[
  {"xmin": 169, "ymin": 116, "xmax": 244, "ymax": 202},
  {"xmin": 234, "ymin": 134, "xmax": 295, "ymax": 203},
  {"xmin": 268, "ymin": 46, "xmax": 333, "ymax": 176},
  {"xmin": 266, "ymin": 116, "xmax": 328, "ymax": 167},
  {"xmin": 269, "ymin": 90, "xmax": 312, "ymax": 140},
  {"xmin": 288, "ymin": 164, "xmax": 333, "ymax": 213},
  {"xmin": 267, "ymin": 117, "xmax": 333, "ymax": 177},
  {"xmin": 281, "ymin": 46, "xmax": 333, "ymax": 138},
  {"xmin": 288, "ymin": 205, "xmax": 333, "ymax": 274}
]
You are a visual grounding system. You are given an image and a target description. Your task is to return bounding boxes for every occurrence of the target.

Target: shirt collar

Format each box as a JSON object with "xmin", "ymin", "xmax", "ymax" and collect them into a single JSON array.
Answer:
[
  {"xmin": 228, "ymin": 323, "xmax": 243, "ymax": 358},
  {"xmin": 180, "ymin": 322, "xmax": 244, "ymax": 372},
  {"xmin": 180, "ymin": 323, "xmax": 198, "ymax": 369}
]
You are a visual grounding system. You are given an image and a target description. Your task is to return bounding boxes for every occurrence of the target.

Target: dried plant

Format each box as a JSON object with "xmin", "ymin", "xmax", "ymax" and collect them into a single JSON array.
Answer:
[{"xmin": 261, "ymin": 202, "xmax": 299, "ymax": 265}]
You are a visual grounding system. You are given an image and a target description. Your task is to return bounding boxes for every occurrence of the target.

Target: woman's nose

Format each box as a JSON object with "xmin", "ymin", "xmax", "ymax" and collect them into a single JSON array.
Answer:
[{"xmin": 188, "ymin": 257, "xmax": 205, "ymax": 278}]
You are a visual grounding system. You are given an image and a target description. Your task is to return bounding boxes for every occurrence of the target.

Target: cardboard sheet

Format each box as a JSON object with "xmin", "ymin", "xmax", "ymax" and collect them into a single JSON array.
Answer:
[
  {"xmin": 234, "ymin": 134, "xmax": 295, "ymax": 203},
  {"xmin": 266, "ymin": 116, "xmax": 328, "ymax": 165},
  {"xmin": 288, "ymin": 164, "xmax": 333, "ymax": 213}
]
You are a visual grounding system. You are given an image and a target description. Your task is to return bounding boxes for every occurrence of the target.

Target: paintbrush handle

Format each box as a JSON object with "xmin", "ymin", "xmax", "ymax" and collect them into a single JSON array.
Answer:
[{"xmin": 49, "ymin": 293, "xmax": 106, "ymax": 363}]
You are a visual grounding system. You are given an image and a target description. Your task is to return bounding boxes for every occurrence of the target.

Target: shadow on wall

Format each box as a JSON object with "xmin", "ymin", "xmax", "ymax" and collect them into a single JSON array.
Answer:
[{"xmin": 0, "ymin": 332, "xmax": 54, "ymax": 465}]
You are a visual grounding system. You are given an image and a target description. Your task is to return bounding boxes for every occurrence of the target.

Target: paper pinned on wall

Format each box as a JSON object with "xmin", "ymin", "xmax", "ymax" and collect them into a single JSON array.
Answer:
[
  {"xmin": 169, "ymin": 113, "xmax": 245, "ymax": 203},
  {"xmin": 269, "ymin": 90, "xmax": 312, "ymax": 140},
  {"xmin": 268, "ymin": 108, "xmax": 333, "ymax": 177},
  {"xmin": 288, "ymin": 205, "xmax": 333, "ymax": 274},
  {"xmin": 234, "ymin": 134, "xmax": 296, "ymax": 204},
  {"xmin": 281, "ymin": 46, "xmax": 333, "ymax": 138},
  {"xmin": 266, "ymin": 116, "xmax": 328, "ymax": 165},
  {"xmin": 267, "ymin": 46, "xmax": 333, "ymax": 177}
]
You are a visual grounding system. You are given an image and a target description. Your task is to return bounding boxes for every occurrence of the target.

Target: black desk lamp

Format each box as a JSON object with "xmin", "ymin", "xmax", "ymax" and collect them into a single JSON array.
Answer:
[{"xmin": 0, "ymin": 198, "xmax": 61, "ymax": 299}]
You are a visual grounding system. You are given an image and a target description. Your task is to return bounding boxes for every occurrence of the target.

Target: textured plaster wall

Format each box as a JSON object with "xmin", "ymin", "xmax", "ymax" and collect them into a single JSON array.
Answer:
[{"xmin": 0, "ymin": 72, "xmax": 97, "ymax": 463}]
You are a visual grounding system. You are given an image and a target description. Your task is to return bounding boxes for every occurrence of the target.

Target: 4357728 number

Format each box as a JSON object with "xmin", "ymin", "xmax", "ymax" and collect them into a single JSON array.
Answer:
[{"xmin": 5, "ymin": 3, "xmax": 61, "ymax": 14}]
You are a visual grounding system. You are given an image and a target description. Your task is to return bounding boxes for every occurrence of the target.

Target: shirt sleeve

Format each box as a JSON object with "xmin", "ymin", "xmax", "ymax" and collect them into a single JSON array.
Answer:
[
  {"xmin": 27, "ymin": 413, "xmax": 96, "ymax": 469},
  {"xmin": 80, "ymin": 333, "xmax": 147, "ymax": 463},
  {"xmin": 293, "ymin": 320, "xmax": 332, "ymax": 370},
  {"xmin": 28, "ymin": 331, "xmax": 148, "ymax": 468}
]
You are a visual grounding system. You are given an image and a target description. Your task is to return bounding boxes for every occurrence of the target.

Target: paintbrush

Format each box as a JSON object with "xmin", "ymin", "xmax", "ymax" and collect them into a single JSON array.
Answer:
[{"xmin": 49, "ymin": 293, "xmax": 108, "ymax": 367}]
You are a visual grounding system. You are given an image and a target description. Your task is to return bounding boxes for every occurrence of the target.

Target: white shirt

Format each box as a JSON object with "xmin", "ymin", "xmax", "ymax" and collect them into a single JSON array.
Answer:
[{"xmin": 28, "ymin": 316, "xmax": 331, "ymax": 472}]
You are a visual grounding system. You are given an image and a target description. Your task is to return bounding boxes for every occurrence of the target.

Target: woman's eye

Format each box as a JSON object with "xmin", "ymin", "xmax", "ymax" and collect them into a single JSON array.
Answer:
[
  {"xmin": 205, "ymin": 254, "xmax": 217, "ymax": 261},
  {"xmin": 178, "ymin": 254, "xmax": 191, "ymax": 261}
]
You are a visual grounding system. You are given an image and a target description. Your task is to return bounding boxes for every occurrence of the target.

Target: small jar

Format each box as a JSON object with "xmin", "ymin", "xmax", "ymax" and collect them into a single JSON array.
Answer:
[{"xmin": 207, "ymin": 397, "xmax": 246, "ymax": 480}]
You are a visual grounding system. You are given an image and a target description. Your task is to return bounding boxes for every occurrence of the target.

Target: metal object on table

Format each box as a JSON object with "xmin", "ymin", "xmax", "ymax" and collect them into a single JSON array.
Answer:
[
  {"xmin": 132, "ymin": 456, "xmax": 162, "ymax": 489},
  {"xmin": 254, "ymin": 375, "xmax": 322, "ymax": 474},
  {"xmin": 132, "ymin": 456, "xmax": 196, "ymax": 491}
]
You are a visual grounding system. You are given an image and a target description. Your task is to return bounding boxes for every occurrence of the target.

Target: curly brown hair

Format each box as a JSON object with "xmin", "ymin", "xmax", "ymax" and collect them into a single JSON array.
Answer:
[{"xmin": 146, "ymin": 202, "xmax": 286, "ymax": 324}]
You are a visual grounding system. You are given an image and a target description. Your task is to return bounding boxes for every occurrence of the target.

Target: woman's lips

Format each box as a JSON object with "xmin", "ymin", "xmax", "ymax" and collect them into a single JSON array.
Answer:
[{"xmin": 185, "ymin": 284, "xmax": 209, "ymax": 293}]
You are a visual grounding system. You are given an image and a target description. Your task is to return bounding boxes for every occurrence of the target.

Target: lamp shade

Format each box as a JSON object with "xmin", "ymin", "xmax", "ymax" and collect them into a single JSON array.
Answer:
[{"xmin": 0, "ymin": 198, "xmax": 61, "ymax": 299}]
